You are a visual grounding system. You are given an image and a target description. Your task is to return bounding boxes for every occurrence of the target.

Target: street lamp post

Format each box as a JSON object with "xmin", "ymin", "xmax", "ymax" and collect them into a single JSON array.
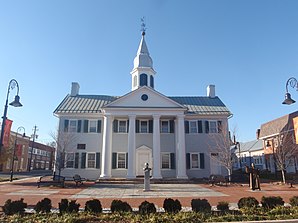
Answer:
[
  {"xmin": 10, "ymin": 126, "xmax": 25, "ymax": 182},
  {"xmin": 282, "ymin": 77, "xmax": 298, "ymax": 105},
  {"xmin": 0, "ymin": 79, "xmax": 23, "ymax": 154}
]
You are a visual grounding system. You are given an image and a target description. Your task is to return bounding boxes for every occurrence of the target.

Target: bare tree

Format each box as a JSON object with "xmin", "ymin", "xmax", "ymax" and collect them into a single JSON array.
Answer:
[
  {"xmin": 50, "ymin": 128, "xmax": 78, "ymax": 176},
  {"xmin": 208, "ymin": 122, "xmax": 236, "ymax": 182},
  {"xmin": 0, "ymin": 137, "xmax": 14, "ymax": 170},
  {"xmin": 268, "ymin": 127, "xmax": 298, "ymax": 184}
]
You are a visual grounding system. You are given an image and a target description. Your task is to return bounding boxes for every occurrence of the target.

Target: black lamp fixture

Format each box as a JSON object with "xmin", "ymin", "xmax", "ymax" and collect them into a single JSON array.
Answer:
[
  {"xmin": 0, "ymin": 79, "xmax": 23, "ymax": 154},
  {"xmin": 266, "ymin": 140, "xmax": 271, "ymax": 147},
  {"xmin": 282, "ymin": 77, "xmax": 298, "ymax": 105}
]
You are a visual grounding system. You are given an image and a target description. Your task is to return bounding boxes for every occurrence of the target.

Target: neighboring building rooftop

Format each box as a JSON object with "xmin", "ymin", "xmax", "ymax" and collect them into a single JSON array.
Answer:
[
  {"xmin": 259, "ymin": 111, "xmax": 298, "ymax": 138},
  {"xmin": 239, "ymin": 139, "xmax": 263, "ymax": 152},
  {"xmin": 54, "ymin": 94, "xmax": 232, "ymax": 116}
]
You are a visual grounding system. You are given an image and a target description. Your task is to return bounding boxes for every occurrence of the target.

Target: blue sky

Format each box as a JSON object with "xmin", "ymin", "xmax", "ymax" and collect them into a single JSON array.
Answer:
[{"xmin": 1, "ymin": 0, "xmax": 298, "ymax": 143}]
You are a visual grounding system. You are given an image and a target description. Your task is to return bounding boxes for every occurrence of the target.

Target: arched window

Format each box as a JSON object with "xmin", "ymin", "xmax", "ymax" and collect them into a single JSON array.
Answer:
[
  {"xmin": 150, "ymin": 75, "xmax": 154, "ymax": 88},
  {"xmin": 140, "ymin": 73, "xmax": 148, "ymax": 86}
]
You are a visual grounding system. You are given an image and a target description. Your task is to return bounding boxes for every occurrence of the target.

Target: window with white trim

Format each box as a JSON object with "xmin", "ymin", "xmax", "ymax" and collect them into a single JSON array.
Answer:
[
  {"xmin": 191, "ymin": 153, "xmax": 200, "ymax": 169},
  {"xmin": 89, "ymin": 120, "xmax": 97, "ymax": 133},
  {"xmin": 66, "ymin": 153, "xmax": 75, "ymax": 168},
  {"xmin": 161, "ymin": 153, "xmax": 170, "ymax": 169},
  {"xmin": 69, "ymin": 120, "xmax": 77, "ymax": 132},
  {"xmin": 87, "ymin": 153, "xmax": 96, "ymax": 168},
  {"xmin": 189, "ymin": 121, "xmax": 198, "ymax": 133},
  {"xmin": 117, "ymin": 153, "xmax": 126, "ymax": 168},
  {"xmin": 161, "ymin": 121, "xmax": 169, "ymax": 133},
  {"xmin": 209, "ymin": 121, "xmax": 217, "ymax": 133},
  {"xmin": 118, "ymin": 120, "xmax": 127, "ymax": 133},
  {"xmin": 140, "ymin": 121, "xmax": 148, "ymax": 133}
]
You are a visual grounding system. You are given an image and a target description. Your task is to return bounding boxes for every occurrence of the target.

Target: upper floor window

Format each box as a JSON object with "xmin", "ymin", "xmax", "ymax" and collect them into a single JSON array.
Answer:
[
  {"xmin": 69, "ymin": 120, "xmax": 77, "ymax": 132},
  {"xmin": 140, "ymin": 73, "xmax": 148, "ymax": 86},
  {"xmin": 119, "ymin": 120, "xmax": 127, "ymax": 133},
  {"xmin": 89, "ymin": 120, "xmax": 97, "ymax": 133},
  {"xmin": 189, "ymin": 121, "xmax": 198, "ymax": 133},
  {"xmin": 140, "ymin": 120, "xmax": 148, "ymax": 133},
  {"xmin": 161, "ymin": 121, "xmax": 169, "ymax": 133},
  {"xmin": 209, "ymin": 121, "xmax": 217, "ymax": 133},
  {"xmin": 77, "ymin": 144, "xmax": 86, "ymax": 150}
]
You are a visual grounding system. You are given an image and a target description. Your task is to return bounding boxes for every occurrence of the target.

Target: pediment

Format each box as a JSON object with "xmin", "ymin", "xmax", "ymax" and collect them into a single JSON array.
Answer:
[{"xmin": 104, "ymin": 86, "xmax": 185, "ymax": 109}]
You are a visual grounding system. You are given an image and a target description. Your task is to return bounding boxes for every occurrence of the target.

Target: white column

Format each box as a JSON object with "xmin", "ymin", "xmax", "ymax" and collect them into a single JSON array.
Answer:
[
  {"xmin": 152, "ymin": 114, "xmax": 162, "ymax": 179},
  {"xmin": 100, "ymin": 114, "xmax": 113, "ymax": 178},
  {"xmin": 176, "ymin": 114, "xmax": 188, "ymax": 179},
  {"xmin": 127, "ymin": 115, "xmax": 136, "ymax": 178}
]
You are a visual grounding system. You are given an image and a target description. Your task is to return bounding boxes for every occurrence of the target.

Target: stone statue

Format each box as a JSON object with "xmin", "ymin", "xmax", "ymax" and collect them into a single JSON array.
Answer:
[
  {"xmin": 245, "ymin": 163, "xmax": 261, "ymax": 191},
  {"xmin": 143, "ymin": 162, "xmax": 151, "ymax": 191}
]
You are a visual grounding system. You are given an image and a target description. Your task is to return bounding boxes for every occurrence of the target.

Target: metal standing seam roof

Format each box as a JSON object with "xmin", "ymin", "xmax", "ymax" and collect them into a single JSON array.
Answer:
[
  {"xmin": 239, "ymin": 139, "xmax": 263, "ymax": 152},
  {"xmin": 54, "ymin": 94, "xmax": 232, "ymax": 116}
]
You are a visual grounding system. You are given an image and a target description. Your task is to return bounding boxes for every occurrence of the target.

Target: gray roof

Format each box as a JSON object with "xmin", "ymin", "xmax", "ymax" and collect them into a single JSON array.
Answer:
[
  {"xmin": 54, "ymin": 94, "xmax": 232, "ymax": 116},
  {"xmin": 239, "ymin": 139, "xmax": 263, "ymax": 152}
]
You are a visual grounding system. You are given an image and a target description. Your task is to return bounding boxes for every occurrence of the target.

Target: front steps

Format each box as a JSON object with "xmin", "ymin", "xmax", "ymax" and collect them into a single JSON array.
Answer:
[{"xmin": 96, "ymin": 177, "xmax": 201, "ymax": 184}]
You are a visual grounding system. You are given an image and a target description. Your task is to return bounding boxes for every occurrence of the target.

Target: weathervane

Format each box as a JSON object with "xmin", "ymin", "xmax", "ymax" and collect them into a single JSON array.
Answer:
[{"xmin": 141, "ymin": 17, "xmax": 146, "ymax": 35}]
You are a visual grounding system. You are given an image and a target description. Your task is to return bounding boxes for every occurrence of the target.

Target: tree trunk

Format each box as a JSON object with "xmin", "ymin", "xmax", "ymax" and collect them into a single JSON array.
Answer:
[
  {"xmin": 281, "ymin": 169, "xmax": 286, "ymax": 184},
  {"xmin": 227, "ymin": 168, "xmax": 232, "ymax": 183}
]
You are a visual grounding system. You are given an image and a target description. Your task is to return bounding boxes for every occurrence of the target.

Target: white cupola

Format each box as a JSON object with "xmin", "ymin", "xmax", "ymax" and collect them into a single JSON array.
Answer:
[{"xmin": 130, "ymin": 31, "xmax": 156, "ymax": 91}]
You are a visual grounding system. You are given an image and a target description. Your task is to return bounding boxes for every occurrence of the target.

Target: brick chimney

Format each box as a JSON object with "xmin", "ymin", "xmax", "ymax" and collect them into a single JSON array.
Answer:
[
  {"xmin": 207, "ymin": 85, "xmax": 215, "ymax": 98},
  {"xmin": 71, "ymin": 82, "xmax": 80, "ymax": 96}
]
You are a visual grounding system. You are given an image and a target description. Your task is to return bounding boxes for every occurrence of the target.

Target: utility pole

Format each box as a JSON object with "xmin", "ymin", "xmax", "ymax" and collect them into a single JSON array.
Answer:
[{"xmin": 28, "ymin": 125, "xmax": 38, "ymax": 171}]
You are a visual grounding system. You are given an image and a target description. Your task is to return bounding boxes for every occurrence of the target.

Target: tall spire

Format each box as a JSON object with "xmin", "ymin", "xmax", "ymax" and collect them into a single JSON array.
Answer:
[{"xmin": 130, "ymin": 18, "xmax": 156, "ymax": 91}]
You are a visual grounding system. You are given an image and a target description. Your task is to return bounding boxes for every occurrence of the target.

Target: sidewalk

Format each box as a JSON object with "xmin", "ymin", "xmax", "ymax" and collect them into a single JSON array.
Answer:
[{"xmin": 0, "ymin": 177, "xmax": 297, "ymax": 210}]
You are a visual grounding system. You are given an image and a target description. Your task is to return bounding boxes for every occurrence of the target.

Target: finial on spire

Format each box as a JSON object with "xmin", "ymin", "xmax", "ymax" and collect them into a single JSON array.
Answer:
[{"xmin": 141, "ymin": 17, "xmax": 146, "ymax": 36}]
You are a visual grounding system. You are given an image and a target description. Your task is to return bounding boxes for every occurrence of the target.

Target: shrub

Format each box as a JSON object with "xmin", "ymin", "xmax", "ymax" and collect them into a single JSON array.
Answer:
[
  {"xmin": 290, "ymin": 196, "xmax": 298, "ymax": 207},
  {"xmin": 191, "ymin": 198, "xmax": 211, "ymax": 212},
  {"xmin": 261, "ymin": 196, "xmax": 284, "ymax": 209},
  {"xmin": 139, "ymin": 200, "xmax": 156, "ymax": 214},
  {"xmin": 3, "ymin": 198, "xmax": 27, "ymax": 215},
  {"xmin": 85, "ymin": 199, "xmax": 102, "ymax": 213},
  {"xmin": 238, "ymin": 197, "xmax": 259, "ymax": 209},
  {"xmin": 163, "ymin": 198, "xmax": 182, "ymax": 213},
  {"xmin": 58, "ymin": 199, "xmax": 80, "ymax": 214},
  {"xmin": 217, "ymin": 201, "xmax": 229, "ymax": 212},
  {"xmin": 34, "ymin": 198, "xmax": 52, "ymax": 213},
  {"xmin": 110, "ymin": 200, "xmax": 132, "ymax": 213}
]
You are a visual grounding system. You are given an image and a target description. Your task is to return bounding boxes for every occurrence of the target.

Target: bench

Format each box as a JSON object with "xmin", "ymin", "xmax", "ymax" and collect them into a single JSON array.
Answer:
[
  {"xmin": 73, "ymin": 174, "xmax": 86, "ymax": 187},
  {"xmin": 209, "ymin": 174, "xmax": 228, "ymax": 186},
  {"xmin": 37, "ymin": 174, "xmax": 65, "ymax": 188}
]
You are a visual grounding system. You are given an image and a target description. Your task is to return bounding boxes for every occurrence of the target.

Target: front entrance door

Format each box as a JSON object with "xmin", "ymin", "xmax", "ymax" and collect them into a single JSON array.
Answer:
[{"xmin": 136, "ymin": 146, "xmax": 152, "ymax": 176}]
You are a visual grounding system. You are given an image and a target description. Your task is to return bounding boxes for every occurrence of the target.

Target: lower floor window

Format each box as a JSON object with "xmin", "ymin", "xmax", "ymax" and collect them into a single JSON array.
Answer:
[
  {"xmin": 117, "ymin": 153, "xmax": 126, "ymax": 168},
  {"xmin": 87, "ymin": 153, "xmax": 96, "ymax": 168},
  {"xmin": 191, "ymin": 153, "xmax": 199, "ymax": 169},
  {"xmin": 66, "ymin": 153, "xmax": 74, "ymax": 168},
  {"xmin": 161, "ymin": 153, "xmax": 170, "ymax": 169}
]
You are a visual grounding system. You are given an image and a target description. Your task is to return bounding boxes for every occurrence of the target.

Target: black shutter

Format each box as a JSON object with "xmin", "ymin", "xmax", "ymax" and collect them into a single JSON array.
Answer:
[
  {"xmin": 198, "ymin": 120, "xmax": 203, "ymax": 133},
  {"xmin": 205, "ymin": 121, "xmax": 209, "ymax": 133},
  {"xmin": 81, "ymin": 152, "xmax": 86, "ymax": 169},
  {"xmin": 126, "ymin": 153, "xmax": 128, "ymax": 169},
  {"xmin": 200, "ymin": 153, "xmax": 205, "ymax": 169},
  {"xmin": 77, "ymin": 120, "xmax": 82, "ymax": 133},
  {"xmin": 170, "ymin": 120, "xmax": 175, "ymax": 133},
  {"xmin": 136, "ymin": 120, "xmax": 140, "ymax": 133},
  {"xmin": 112, "ymin": 153, "xmax": 117, "ymax": 169},
  {"xmin": 127, "ymin": 120, "xmax": 129, "ymax": 133},
  {"xmin": 149, "ymin": 120, "xmax": 153, "ymax": 133},
  {"xmin": 217, "ymin": 121, "xmax": 222, "ymax": 133},
  {"xmin": 74, "ymin": 153, "xmax": 79, "ymax": 168},
  {"xmin": 113, "ymin": 120, "xmax": 118, "ymax": 133},
  {"xmin": 64, "ymin": 120, "xmax": 69, "ymax": 132},
  {"xmin": 83, "ymin": 120, "xmax": 89, "ymax": 133},
  {"xmin": 96, "ymin": 152, "xmax": 100, "ymax": 169},
  {"xmin": 185, "ymin": 121, "xmax": 189, "ymax": 134},
  {"xmin": 97, "ymin": 120, "xmax": 102, "ymax": 133},
  {"xmin": 170, "ymin": 153, "xmax": 176, "ymax": 169},
  {"xmin": 186, "ymin": 153, "xmax": 190, "ymax": 169}
]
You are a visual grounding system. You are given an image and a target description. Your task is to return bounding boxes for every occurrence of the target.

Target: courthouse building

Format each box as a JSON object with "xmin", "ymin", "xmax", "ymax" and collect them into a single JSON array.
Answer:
[{"xmin": 54, "ymin": 31, "xmax": 232, "ymax": 180}]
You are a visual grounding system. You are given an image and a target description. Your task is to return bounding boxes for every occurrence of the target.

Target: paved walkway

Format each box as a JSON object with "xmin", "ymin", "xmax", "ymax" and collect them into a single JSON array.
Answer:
[{"xmin": 0, "ymin": 177, "xmax": 297, "ymax": 210}]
